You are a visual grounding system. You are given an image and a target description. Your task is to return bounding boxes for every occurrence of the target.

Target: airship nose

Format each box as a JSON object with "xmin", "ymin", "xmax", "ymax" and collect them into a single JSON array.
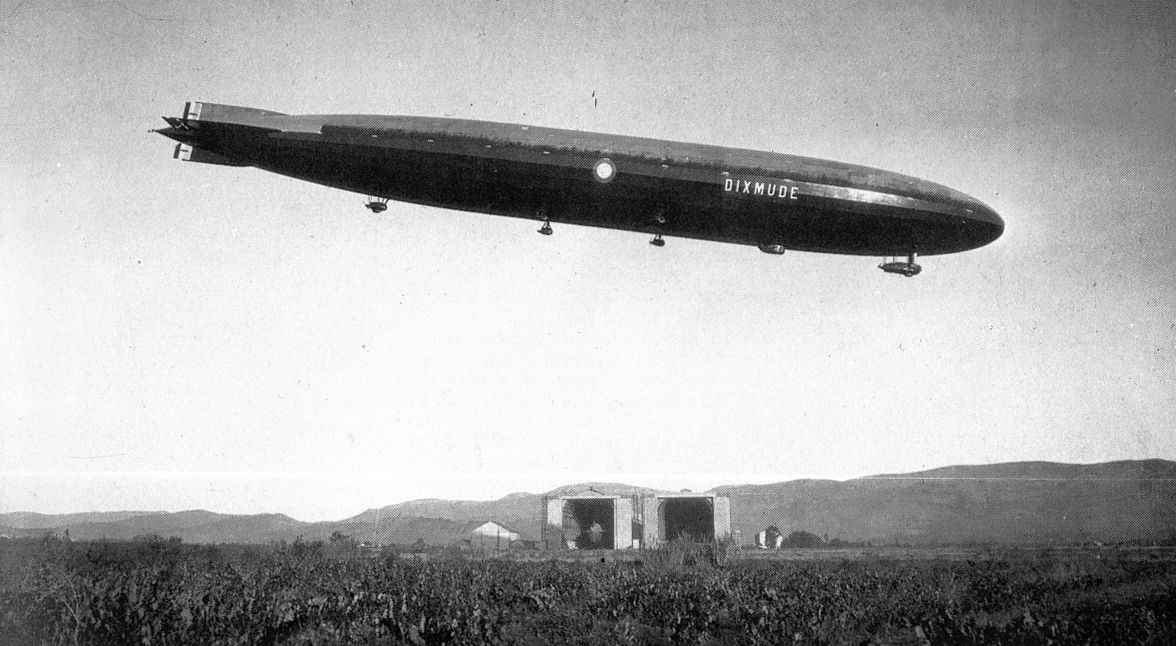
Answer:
[
  {"xmin": 930, "ymin": 196, "xmax": 1003, "ymax": 255},
  {"xmin": 965, "ymin": 198, "xmax": 1004, "ymax": 246}
]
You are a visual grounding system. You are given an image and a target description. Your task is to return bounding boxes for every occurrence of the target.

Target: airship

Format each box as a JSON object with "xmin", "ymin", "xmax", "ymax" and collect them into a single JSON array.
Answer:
[{"xmin": 153, "ymin": 102, "xmax": 1003, "ymax": 276}]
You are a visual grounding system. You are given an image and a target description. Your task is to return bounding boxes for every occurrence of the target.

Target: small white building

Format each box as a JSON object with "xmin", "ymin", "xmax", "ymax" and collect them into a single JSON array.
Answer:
[
  {"xmin": 756, "ymin": 530, "xmax": 784, "ymax": 549},
  {"xmin": 469, "ymin": 520, "xmax": 521, "ymax": 551}
]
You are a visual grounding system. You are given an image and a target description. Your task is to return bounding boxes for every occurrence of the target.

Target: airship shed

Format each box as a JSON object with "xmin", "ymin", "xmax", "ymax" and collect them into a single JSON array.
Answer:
[{"xmin": 541, "ymin": 487, "xmax": 732, "ymax": 550}]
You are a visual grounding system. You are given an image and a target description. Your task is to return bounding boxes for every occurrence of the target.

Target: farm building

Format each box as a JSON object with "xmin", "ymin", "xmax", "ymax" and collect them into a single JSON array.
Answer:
[
  {"xmin": 468, "ymin": 520, "xmax": 522, "ymax": 551},
  {"xmin": 756, "ymin": 526, "xmax": 784, "ymax": 549},
  {"xmin": 542, "ymin": 488, "xmax": 731, "ymax": 550}
]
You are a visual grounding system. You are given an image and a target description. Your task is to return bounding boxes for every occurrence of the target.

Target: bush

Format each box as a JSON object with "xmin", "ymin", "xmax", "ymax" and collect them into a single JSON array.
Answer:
[
  {"xmin": 783, "ymin": 531, "xmax": 825, "ymax": 548},
  {"xmin": 2, "ymin": 538, "xmax": 1175, "ymax": 645}
]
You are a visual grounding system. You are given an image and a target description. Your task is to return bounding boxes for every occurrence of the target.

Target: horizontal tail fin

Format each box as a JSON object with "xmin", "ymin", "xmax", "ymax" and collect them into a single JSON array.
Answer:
[
  {"xmin": 173, "ymin": 143, "xmax": 249, "ymax": 167},
  {"xmin": 181, "ymin": 101, "xmax": 286, "ymax": 127},
  {"xmin": 159, "ymin": 101, "xmax": 285, "ymax": 166}
]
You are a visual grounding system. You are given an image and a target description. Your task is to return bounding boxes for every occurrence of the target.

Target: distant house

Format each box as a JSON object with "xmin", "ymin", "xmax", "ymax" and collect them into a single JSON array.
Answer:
[
  {"xmin": 469, "ymin": 520, "xmax": 522, "ymax": 551},
  {"xmin": 756, "ymin": 526, "xmax": 784, "ymax": 549}
]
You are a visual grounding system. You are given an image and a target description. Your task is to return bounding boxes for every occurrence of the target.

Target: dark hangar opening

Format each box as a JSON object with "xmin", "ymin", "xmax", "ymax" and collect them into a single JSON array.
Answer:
[
  {"xmin": 662, "ymin": 498, "xmax": 714, "ymax": 541},
  {"xmin": 563, "ymin": 498, "xmax": 614, "ymax": 549}
]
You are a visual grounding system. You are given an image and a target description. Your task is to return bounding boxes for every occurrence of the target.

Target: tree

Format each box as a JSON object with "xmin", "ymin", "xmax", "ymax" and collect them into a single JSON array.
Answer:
[{"xmin": 784, "ymin": 531, "xmax": 825, "ymax": 548}]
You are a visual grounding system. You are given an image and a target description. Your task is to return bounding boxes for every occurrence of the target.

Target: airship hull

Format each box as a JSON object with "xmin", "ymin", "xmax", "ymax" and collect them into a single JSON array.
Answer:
[{"xmin": 156, "ymin": 102, "xmax": 1003, "ymax": 258}]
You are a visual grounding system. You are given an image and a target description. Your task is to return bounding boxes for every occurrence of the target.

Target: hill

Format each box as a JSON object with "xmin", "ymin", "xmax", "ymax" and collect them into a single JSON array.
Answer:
[
  {"xmin": 337, "ymin": 482, "xmax": 666, "ymax": 543},
  {"xmin": 716, "ymin": 460, "xmax": 1176, "ymax": 544},
  {"xmin": 0, "ymin": 511, "xmax": 165, "ymax": 529},
  {"xmin": 4, "ymin": 461, "xmax": 1175, "ymax": 546}
]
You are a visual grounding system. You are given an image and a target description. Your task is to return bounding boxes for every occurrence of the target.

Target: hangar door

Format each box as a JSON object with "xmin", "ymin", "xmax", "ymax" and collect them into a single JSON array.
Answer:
[
  {"xmin": 546, "ymin": 496, "xmax": 636, "ymax": 549},
  {"xmin": 661, "ymin": 497, "xmax": 715, "ymax": 541},
  {"xmin": 644, "ymin": 495, "xmax": 731, "ymax": 544}
]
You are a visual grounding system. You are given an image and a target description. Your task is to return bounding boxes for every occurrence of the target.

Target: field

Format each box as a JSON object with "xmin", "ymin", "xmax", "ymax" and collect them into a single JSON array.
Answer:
[{"xmin": 2, "ymin": 536, "xmax": 1175, "ymax": 645}]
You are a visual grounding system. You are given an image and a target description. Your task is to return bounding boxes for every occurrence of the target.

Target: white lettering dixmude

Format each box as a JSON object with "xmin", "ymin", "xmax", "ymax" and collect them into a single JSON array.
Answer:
[{"xmin": 723, "ymin": 175, "xmax": 799, "ymax": 200}]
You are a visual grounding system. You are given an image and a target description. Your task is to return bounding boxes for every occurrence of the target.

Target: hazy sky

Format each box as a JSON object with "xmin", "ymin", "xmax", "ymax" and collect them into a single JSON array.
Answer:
[{"xmin": 2, "ymin": 0, "xmax": 1174, "ymax": 521}]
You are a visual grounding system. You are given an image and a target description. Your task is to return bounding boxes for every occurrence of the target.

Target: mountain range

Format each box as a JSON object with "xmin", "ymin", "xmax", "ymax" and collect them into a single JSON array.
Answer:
[{"xmin": 3, "ymin": 460, "xmax": 1174, "ymax": 546}]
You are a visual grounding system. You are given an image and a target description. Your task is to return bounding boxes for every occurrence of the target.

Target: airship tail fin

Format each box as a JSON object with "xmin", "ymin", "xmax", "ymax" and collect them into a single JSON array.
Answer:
[
  {"xmin": 179, "ymin": 101, "xmax": 286, "ymax": 128},
  {"xmin": 155, "ymin": 101, "xmax": 285, "ymax": 166},
  {"xmin": 172, "ymin": 143, "xmax": 249, "ymax": 166}
]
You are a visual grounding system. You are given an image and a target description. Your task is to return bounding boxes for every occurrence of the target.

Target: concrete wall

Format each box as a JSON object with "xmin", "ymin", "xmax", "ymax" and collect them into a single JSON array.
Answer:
[
  {"xmin": 545, "ymin": 498, "xmax": 564, "ymax": 548},
  {"xmin": 642, "ymin": 496, "xmax": 661, "ymax": 546},
  {"xmin": 713, "ymin": 496, "xmax": 731, "ymax": 541},
  {"xmin": 615, "ymin": 497, "xmax": 633, "ymax": 549}
]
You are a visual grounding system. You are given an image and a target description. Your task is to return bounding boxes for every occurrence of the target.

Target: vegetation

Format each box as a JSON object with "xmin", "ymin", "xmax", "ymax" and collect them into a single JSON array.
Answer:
[{"xmin": 2, "ymin": 535, "xmax": 1175, "ymax": 644}]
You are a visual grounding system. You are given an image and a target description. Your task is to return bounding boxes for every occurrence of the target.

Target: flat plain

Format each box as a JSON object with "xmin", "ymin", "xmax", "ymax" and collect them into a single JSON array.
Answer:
[{"xmin": 3, "ymin": 536, "xmax": 1175, "ymax": 644}]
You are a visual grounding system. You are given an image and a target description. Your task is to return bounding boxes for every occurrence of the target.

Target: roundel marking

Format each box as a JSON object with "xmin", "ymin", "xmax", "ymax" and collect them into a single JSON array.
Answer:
[{"xmin": 593, "ymin": 158, "xmax": 616, "ymax": 183}]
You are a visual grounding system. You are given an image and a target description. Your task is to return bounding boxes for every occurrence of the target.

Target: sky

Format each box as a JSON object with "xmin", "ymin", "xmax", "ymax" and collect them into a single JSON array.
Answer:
[{"xmin": 1, "ymin": 0, "xmax": 1174, "ymax": 521}]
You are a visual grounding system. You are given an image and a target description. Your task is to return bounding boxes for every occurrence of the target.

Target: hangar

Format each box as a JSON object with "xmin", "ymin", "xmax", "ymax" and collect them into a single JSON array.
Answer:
[
  {"xmin": 646, "ymin": 492, "xmax": 732, "ymax": 545},
  {"xmin": 542, "ymin": 489, "xmax": 731, "ymax": 550}
]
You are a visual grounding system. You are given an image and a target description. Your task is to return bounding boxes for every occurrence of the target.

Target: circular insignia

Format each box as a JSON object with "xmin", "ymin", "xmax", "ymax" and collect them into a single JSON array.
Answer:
[{"xmin": 593, "ymin": 158, "xmax": 616, "ymax": 183}]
